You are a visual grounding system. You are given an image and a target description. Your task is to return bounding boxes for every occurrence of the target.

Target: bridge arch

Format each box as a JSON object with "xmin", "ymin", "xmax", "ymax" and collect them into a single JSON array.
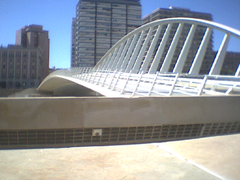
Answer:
[
  {"xmin": 94, "ymin": 17, "xmax": 240, "ymax": 76},
  {"xmin": 38, "ymin": 18, "xmax": 240, "ymax": 97}
]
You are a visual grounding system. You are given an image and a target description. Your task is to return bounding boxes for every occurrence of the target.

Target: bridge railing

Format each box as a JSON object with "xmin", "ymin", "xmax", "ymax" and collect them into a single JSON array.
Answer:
[{"xmin": 67, "ymin": 68, "xmax": 240, "ymax": 97}]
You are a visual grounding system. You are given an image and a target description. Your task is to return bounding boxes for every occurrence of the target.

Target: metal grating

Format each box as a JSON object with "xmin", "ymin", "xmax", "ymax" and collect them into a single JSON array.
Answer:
[
  {"xmin": 201, "ymin": 121, "xmax": 240, "ymax": 136},
  {"xmin": 0, "ymin": 121, "xmax": 240, "ymax": 148}
]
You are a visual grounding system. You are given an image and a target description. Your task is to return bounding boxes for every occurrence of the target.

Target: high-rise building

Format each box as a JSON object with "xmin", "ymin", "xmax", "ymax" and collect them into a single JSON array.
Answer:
[
  {"xmin": 221, "ymin": 52, "xmax": 240, "ymax": 75},
  {"xmin": 71, "ymin": 18, "xmax": 77, "ymax": 67},
  {"xmin": 0, "ymin": 45, "xmax": 43, "ymax": 90},
  {"xmin": 143, "ymin": 7, "xmax": 212, "ymax": 24},
  {"xmin": 71, "ymin": 0, "xmax": 142, "ymax": 67},
  {"xmin": 16, "ymin": 25, "xmax": 50, "ymax": 79},
  {"xmin": 0, "ymin": 25, "xmax": 49, "ymax": 94},
  {"xmin": 143, "ymin": 7, "xmax": 214, "ymax": 74}
]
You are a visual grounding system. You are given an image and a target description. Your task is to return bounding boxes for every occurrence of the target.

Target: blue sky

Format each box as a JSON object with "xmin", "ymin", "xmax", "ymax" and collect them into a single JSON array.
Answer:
[{"xmin": 0, "ymin": 0, "xmax": 240, "ymax": 68}]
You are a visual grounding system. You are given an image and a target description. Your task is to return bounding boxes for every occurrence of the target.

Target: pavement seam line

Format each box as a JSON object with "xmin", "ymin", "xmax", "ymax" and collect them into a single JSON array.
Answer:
[{"xmin": 153, "ymin": 143, "xmax": 224, "ymax": 180}]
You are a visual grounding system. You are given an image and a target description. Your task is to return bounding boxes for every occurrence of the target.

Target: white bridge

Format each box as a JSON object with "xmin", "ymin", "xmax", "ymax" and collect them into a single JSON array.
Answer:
[
  {"xmin": 38, "ymin": 18, "xmax": 240, "ymax": 97},
  {"xmin": 1, "ymin": 18, "xmax": 240, "ymax": 149}
]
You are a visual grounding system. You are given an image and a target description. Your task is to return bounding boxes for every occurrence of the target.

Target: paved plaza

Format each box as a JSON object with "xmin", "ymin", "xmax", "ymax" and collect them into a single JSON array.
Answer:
[{"xmin": 0, "ymin": 134, "xmax": 239, "ymax": 180}]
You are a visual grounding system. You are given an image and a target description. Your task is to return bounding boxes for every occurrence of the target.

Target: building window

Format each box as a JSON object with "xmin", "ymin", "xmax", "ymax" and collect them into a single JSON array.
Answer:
[
  {"xmin": 0, "ymin": 82, "xmax": 7, "ymax": 88},
  {"xmin": 9, "ymin": 82, "xmax": 13, "ymax": 88},
  {"xmin": 1, "ymin": 74, "xmax": 6, "ymax": 78},
  {"xmin": 15, "ymin": 72, "xmax": 20, "ymax": 78},
  {"xmin": 9, "ymin": 51, "xmax": 14, "ymax": 57},
  {"xmin": 15, "ymin": 82, "xmax": 21, "ymax": 88},
  {"xmin": 23, "ymin": 52, "xmax": 28, "ymax": 57},
  {"xmin": 16, "ymin": 51, "xmax": 21, "ymax": 57},
  {"xmin": 3, "ymin": 51, "xmax": 7, "ymax": 57},
  {"xmin": 31, "ymin": 52, "xmax": 37, "ymax": 57}
]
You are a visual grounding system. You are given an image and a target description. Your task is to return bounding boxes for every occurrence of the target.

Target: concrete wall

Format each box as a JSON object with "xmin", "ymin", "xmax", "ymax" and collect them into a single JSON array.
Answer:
[{"xmin": 0, "ymin": 96, "xmax": 239, "ymax": 130}]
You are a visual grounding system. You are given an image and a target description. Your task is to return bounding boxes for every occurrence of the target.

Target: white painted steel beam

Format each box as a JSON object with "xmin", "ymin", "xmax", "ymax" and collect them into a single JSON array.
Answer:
[
  {"xmin": 133, "ymin": 28, "xmax": 153, "ymax": 72},
  {"xmin": 116, "ymin": 38, "xmax": 132, "ymax": 70},
  {"xmin": 101, "ymin": 53, "xmax": 113, "ymax": 70},
  {"xmin": 149, "ymin": 23, "xmax": 172, "ymax": 74},
  {"xmin": 104, "ymin": 48, "xmax": 117, "ymax": 70},
  {"xmin": 121, "ymin": 34, "xmax": 138, "ymax": 70},
  {"xmin": 209, "ymin": 33, "xmax": 230, "ymax": 75},
  {"xmin": 140, "ymin": 25, "xmax": 162, "ymax": 72},
  {"xmin": 109, "ymin": 43, "xmax": 124, "ymax": 70},
  {"xmin": 235, "ymin": 64, "xmax": 240, "ymax": 76},
  {"xmin": 160, "ymin": 23, "xmax": 183, "ymax": 73},
  {"xmin": 189, "ymin": 27, "xmax": 212, "ymax": 75},
  {"xmin": 126, "ymin": 31, "xmax": 145, "ymax": 72},
  {"xmin": 173, "ymin": 24, "xmax": 197, "ymax": 73}
]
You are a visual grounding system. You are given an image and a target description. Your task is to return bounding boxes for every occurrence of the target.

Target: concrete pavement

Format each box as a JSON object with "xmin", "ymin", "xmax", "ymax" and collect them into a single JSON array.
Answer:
[{"xmin": 0, "ymin": 134, "xmax": 239, "ymax": 180}]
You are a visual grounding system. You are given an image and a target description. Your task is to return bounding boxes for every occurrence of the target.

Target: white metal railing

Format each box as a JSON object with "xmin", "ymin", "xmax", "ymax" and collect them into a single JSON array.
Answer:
[{"xmin": 43, "ymin": 67, "xmax": 240, "ymax": 97}]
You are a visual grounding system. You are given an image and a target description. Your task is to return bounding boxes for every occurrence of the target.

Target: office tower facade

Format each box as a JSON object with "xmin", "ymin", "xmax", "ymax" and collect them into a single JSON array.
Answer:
[
  {"xmin": 143, "ymin": 7, "xmax": 214, "ymax": 74},
  {"xmin": 71, "ymin": 18, "xmax": 77, "ymax": 66},
  {"xmin": 0, "ymin": 25, "xmax": 49, "ymax": 92},
  {"xmin": 71, "ymin": 0, "xmax": 141, "ymax": 67},
  {"xmin": 0, "ymin": 45, "xmax": 43, "ymax": 89},
  {"xmin": 221, "ymin": 52, "xmax": 240, "ymax": 75},
  {"xmin": 143, "ymin": 7, "xmax": 212, "ymax": 24},
  {"xmin": 16, "ymin": 25, "xmax": 50, "ymax": 79}
]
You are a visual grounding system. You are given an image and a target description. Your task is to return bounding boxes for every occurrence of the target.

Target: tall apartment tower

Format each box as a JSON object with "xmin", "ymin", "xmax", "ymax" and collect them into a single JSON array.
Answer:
[
  {"xmin": 71, "ymin": 0, "xmax": 141, "ymax": 67},
  {"xmin": 16, "ymin": 25, "xmax": 50, "ymax": 79},
  {"xmin": 71, "ymin": 18, "xmax": 77, "ymax": 65},
  {"xmin": 143, "ymin": 7, "xmax": 214, "ymax": 74}
]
